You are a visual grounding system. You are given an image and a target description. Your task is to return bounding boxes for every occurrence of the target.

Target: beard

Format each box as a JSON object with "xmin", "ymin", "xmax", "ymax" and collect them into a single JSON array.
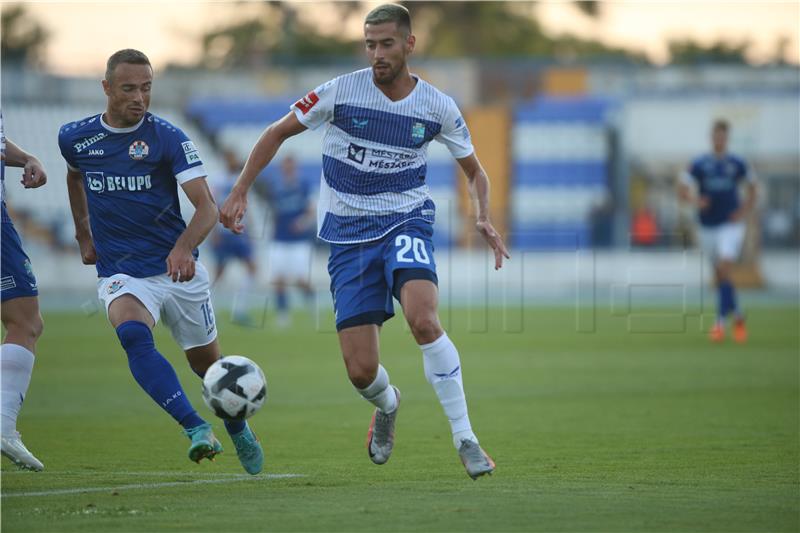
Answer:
[{"xmin": 372, "ymin": 61, "xmax": 401, "ymax": 86}]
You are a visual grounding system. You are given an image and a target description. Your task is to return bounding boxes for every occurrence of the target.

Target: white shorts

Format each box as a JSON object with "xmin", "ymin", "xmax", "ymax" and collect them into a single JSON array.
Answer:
[
  {"xmin": 699, "ymin": 222, "xmax": 746, "ymax": 262},
  {"xmin": 269, "ymin": 241, "xmax": 312, "ymax": 282},
  {"xmin": 97, "ymin": 261, "xmax": 217, "ymax": 350}
]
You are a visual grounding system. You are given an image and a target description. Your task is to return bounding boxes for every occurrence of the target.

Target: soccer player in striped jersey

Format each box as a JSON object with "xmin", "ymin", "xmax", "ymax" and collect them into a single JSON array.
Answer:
[
  {"xmin": 679, "ymin": 119, "xmax": 757, "ymax": 343},
  {"xmin": 0, "ymin": 109, "xmax": 47, "ymax": 471},
  {"xmin": 221, "ymin": 4, "xmax": 508, "ymax": 479}
]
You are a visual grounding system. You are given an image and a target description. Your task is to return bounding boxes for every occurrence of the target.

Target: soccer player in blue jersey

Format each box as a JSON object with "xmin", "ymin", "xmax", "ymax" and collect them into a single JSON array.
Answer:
[
  {"xmin": 679, "ymin": 119, "xmax": 756, "ymax": 343},
  {"xmin": 211, "ymin": 150, "xmax": 258, "ymax": 325},
  {"xmin": 263, "ymin": 156, "xmax": 315, "ymax": 328},
  {"xmin": 59, "ymin": 49, "xmax": 263, "ymax": 473},
  {"xmin": 221, "ymin": 5, "xmax": 508, "ymax": 479},
  {"xmin": 0, "ymin": 110, "xmax": 47, "ymax": 471}
]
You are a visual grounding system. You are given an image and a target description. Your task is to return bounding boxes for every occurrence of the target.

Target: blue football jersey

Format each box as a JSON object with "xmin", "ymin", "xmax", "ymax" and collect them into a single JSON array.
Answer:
[
  {"xmin": 686, "ymin": 153, "xmax": 752, "ymax": 227},
  {"xmin": 58, "ymin": 113, "xmax": 207, "ymax": 278},
  {"xmin": 266, "ymin": 178, "xmax": 313, "ymax": 242}
]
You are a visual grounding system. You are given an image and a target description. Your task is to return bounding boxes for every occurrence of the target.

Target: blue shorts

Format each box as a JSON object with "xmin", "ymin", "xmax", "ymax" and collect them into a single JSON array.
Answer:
[
  {"xmin": 1, "ymin": 209, "xmax": 39, "ymax": 302},
  {"xmin": 328, "ymin": 219, "xmax": 438, "ymax": 331},
  {"xmin": 213, "ymin": 235, "xmax": 253, "ymax": 264}
]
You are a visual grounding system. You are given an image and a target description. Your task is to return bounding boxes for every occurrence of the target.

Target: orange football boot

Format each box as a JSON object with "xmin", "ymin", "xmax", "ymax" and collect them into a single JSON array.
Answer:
[{"xmin": 733, "ymin": 318, "xmax": 748, "ymax": 343}]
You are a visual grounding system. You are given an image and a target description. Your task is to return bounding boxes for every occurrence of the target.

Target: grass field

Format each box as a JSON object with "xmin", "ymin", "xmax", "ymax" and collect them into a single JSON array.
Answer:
[{"xmin": 2, "ymin": 306, "xmax": 798, "ymax": 532}]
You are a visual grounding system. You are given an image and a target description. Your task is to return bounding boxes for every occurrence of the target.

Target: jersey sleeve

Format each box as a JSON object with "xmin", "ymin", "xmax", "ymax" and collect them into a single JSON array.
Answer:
[
  {"xmin": 290, "ymin": 78, "xmax": 338, "ymax": 130},
  {"xmin": 57, "ymin": 126, "xmax": 80, "ymax": 171},
  {"xmin": 434, "ymin": 97, "xmax": 474, "ymax": 159},
  {"xmin": 165, "ymin": 127, "xmax": 207, "ymax": 184}
]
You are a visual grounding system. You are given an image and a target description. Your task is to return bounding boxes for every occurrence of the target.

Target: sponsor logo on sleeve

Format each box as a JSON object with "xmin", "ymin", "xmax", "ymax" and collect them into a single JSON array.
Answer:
[
  {"xmin": 294, "ymin": 91, "xmax": 320, "ymax": 115},
  {"xmin": 181, "ymin": 140, "xmax": 201, "ymax": 165}
]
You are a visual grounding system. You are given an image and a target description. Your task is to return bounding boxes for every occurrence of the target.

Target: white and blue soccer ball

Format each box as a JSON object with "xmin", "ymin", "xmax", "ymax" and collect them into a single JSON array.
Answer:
[{"xmin": 202, "ymin": 355, "xmax": 267, "ymax": 420}]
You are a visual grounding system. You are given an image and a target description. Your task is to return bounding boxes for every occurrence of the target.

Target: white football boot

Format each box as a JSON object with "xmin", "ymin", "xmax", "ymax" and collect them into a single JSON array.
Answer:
[
  {"xmin": 366, "ymin": 387, "xmax": 400, "ymax": 464},
  {"xmin": 1, "ymin": 432, "xmax": 44, "ymax": 471}
]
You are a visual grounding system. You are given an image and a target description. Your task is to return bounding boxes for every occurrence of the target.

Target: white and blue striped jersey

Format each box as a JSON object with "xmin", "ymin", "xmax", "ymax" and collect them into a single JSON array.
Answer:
[{"xmin": 290, "ymin": 68, "xmax": 473, "ymax": 244}]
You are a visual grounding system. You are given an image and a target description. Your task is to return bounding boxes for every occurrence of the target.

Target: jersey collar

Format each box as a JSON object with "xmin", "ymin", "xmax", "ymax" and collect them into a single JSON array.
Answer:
[{"xmin": 100, "ymin": 113, "xmax": 145, "ymax": 134}]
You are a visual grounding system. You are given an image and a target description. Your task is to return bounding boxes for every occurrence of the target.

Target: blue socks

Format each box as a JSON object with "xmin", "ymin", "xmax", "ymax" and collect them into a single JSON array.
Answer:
[
  {"xmin": 718, "ymin": 280, "xmax": 738, "ymax": 321},
  {"xmin": 190, "ymin": 364, "xmax": 247, "ymax": 436},
  {"xmin": 116, "ymin": 321, "xmax": 206, "ymax": 430}
]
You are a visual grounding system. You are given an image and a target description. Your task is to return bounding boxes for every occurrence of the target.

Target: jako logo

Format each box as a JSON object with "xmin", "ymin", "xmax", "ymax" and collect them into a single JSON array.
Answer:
[
  {"xmin": 162, "ymin": 390, "xmax": 183, "ymax": 407},
  {"xmin": 73, "ymin": 133, "xmax": 107, "ymax": 153},
  {"xmin": 88, "ymin": 149, "xmax": 104, "ymax": 156}
]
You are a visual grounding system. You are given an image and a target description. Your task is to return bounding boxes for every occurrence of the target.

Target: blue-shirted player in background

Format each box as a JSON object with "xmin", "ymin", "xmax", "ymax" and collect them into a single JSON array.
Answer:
[
  {"xmin": 211, "ymin": 150, "xmax": 258, "ymax": 326},
  {"xmin": 262, "ymin": 155, "xmax": 315, "ymax": 328},
  {"xmin": 221, "ymin": 5, "xmax": 508, "ymax": 479},
  {"xmin": 59, "ymin": 49, "xmax": 263, "ymax": 473},
  {"xmin": 679, "ymin": 119, "xmax": 757, "ymax": 343},
  {"xmin": 0, "ymin": 109, "xmax": 47, "ymax": 471}
]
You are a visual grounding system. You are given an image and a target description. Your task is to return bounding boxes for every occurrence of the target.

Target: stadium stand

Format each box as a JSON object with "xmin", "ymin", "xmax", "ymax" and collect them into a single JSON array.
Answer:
[{"xmin": 511, "ymin": 97, "xmax": 614, "ymax": 249}]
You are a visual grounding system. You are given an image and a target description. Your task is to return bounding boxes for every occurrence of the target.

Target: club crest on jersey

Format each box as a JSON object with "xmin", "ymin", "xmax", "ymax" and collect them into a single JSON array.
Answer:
[
  {"xmin": 129, "ymin": 140, "xmax": 149, "ymax": 160},
  {"xmin": 411, "ymin": 122, "xmax": 426, "ymax": 141},
  {"xmin": 107, "ymin": 280, "xmax": 124, "ymax": 295}
]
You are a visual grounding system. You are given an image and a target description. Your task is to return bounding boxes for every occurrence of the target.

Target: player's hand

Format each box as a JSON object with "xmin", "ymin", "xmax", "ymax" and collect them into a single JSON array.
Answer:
[
  {"xmin": 698, "ymin": 195, "xmax": 710, "ymax": 210},
  {"xmin": 77, "ymin": 238, "xmax": 97, "ymax": 265},
  {"xmin": 220, "ymin": 191, "xmax": 247, "ymax": 235},
  {"xmin": 166, "ymin": 245, "xmax": 196, "ymax": 282},
  {"xmin": 21, "ymin": 157, "xmax": 47, "ymax": 189},
  {"xmin": 729, "ymin": 208, "xmax": 746, "ymax": 222},
  {"xmin": 476, "ymin": 219, "xmax": 510, "ymax": 270}
]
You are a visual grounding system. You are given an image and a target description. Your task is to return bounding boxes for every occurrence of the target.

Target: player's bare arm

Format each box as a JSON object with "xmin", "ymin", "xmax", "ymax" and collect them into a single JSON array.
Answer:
[
  {"xmin": 4, "ymin": 138, "xmax": 47, "ymax": 189},
  {"xmin": 220, "ymin": 112, "xmax": 307, "ymax": 234},
  {"xmin": 457, "ymin": 153, "xmax": 510, "ymax": 270},
  {"xmin": 66, "ymin": 167, "xmax": 96, "ymax": 265},
  {"xmin": 168, "ymin": 177, "xmax": 218, "ymax": 282}
]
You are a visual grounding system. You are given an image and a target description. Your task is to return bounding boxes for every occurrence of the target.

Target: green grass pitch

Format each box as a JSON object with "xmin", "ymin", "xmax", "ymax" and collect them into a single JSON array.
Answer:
[{"xmin": 2, "ymin": 306, "xmax": 798, "ymax": 532}]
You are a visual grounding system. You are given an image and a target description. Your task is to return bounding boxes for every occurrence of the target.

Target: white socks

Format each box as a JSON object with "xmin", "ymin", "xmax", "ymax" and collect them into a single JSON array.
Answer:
[
  {"xmin": 357, "ymin": 364, "xmax": 398, "ymax": 414},
  {"xmin": 1, "ymin": 344, "xmax": 35, "ymax": 437},
  {"xmin": 421, "ymin": 333, "xmax": 477, "ymax": 449}
]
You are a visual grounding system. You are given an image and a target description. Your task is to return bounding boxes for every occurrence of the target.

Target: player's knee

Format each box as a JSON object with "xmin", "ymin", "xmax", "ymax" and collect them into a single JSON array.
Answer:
[
  {"xmin": 407, "ymin": 314, "xmax": 442, "ymax": 345},
  {"xmin": 4, "ymin": 311, "xmax": 44, "ymax": 344},
  {"xmin": 30, "ymin": 313, "xmax": 44, "ymax": 341},
  {"xmin": 344, "ymin": 358, "xmax": 378, "ymax": 389}
]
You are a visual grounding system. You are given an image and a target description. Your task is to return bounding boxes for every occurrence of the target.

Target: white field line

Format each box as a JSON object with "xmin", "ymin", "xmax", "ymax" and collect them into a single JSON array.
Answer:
[
  {"xmin": 3, "ymin": 470, "xmax": 260, "ymax": 477},
  {"xmin": 2, "ymin": 473, "xmax": 304, "ymax": 498}
]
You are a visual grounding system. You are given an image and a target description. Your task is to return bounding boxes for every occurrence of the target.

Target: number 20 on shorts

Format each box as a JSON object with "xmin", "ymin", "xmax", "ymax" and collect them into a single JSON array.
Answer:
[{"xmin": 395, "ymin": 235, "xmax": 430, "ymax": 264}]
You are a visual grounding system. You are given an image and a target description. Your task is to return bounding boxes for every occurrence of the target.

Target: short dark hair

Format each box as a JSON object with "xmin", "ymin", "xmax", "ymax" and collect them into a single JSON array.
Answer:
[
  {"xmin": 713, "ymin": 119, "xmax": 730, "ymax": 132},
  {"xmin": 365, "ymin": 4, "xmax": 411, "ymax": 35},
  {"xmin": 105, "ymin": 49, "xmax": 151, "ymax": 82}
]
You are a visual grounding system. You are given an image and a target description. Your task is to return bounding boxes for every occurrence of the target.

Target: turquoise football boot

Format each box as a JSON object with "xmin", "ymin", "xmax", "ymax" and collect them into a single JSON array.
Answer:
[
  {"xmin": 183, "ymin": 423, "xmax": 223, "ymax": 463},
  {"xmin": 230, "ymin": 424, "xmax": 263, "ymax": 475}
]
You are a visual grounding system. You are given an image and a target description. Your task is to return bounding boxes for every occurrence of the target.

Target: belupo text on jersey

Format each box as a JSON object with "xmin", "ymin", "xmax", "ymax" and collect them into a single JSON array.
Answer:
[{"xmin": 86, "ymin": 172, "xmax": 152, "ymax": 193}]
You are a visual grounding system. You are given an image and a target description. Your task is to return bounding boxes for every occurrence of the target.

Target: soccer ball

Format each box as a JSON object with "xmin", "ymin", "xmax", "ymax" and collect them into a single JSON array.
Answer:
[{"xmin": 202, "ymin": 356, "xmax": 267, "ymax": 420}]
